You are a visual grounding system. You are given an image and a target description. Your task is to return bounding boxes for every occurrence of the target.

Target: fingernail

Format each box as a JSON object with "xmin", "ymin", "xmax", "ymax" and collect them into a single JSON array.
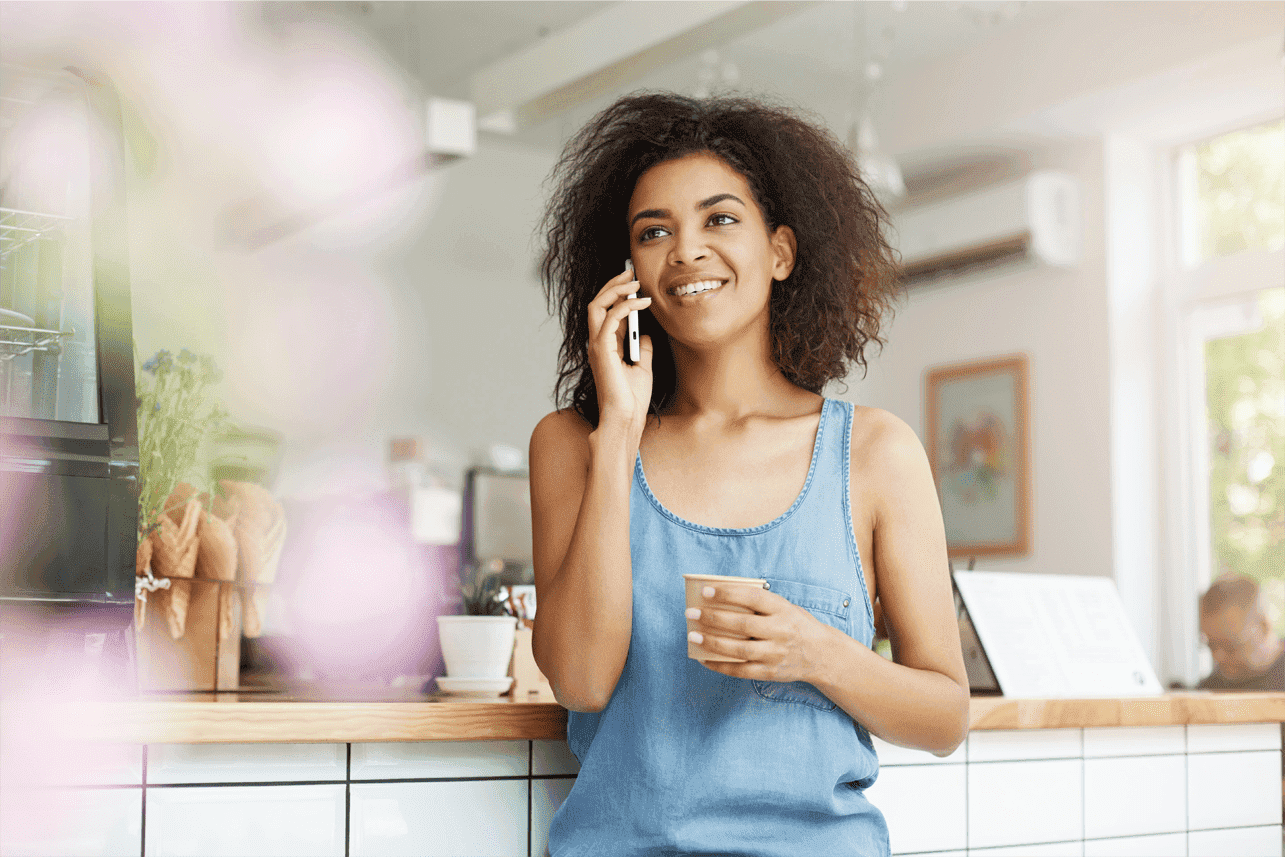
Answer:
[
  {"xmin": 702, "ymin": 586, "xmax": 715, "ymax": 599},
  {"xmin": 688, "ymin": 631, "xmax": 704, "ymax": 645},
  {"xmin": 685, "ymin": 607, "xmax": 700, "ymax": 620}
]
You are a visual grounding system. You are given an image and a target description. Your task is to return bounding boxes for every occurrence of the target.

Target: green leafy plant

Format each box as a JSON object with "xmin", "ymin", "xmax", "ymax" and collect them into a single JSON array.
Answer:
[
  {"xmin": 460, "ymin": 567, "xmax": 508, "ymax": 616},
  {"xmin": 135, "ymin": 348, "xmax": 228, "ymax": 541}
]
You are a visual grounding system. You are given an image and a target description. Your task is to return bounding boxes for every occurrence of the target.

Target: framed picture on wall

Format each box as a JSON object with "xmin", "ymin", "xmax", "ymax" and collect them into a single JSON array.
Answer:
[{"xmin": 925, "ymin": 354, "xmax": 1031, "ymax": 557}]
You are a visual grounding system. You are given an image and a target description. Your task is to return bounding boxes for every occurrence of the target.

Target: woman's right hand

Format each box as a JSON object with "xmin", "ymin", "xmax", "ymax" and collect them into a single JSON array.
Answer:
[{"xmin": 586, "ymin": 267, "xmax": 653, "ymax": 436}]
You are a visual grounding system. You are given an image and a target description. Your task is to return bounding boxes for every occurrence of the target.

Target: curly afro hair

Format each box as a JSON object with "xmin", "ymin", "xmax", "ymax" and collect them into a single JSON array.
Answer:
[{"xmin": 539, "ymin": 91, "xmax": 902, "ymax": 426}]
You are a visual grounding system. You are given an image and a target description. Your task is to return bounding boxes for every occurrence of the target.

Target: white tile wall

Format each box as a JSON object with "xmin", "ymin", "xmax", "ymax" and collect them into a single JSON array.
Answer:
[
  {"xmin": 1188, "ymin": 751, "xmax": 1282, "ymax": 831},
  {"xmin": 532, "ymin": 777, "xmax": 575, "ymax": 857},
  {"xmin": 532, "ymin": 739, "xmax": 580, "ymax": 776},
  {"xmin": 1188, "ymin": 825, "xmax": 1283, "ymax": 857},
  {"xmin": 0, "ymin": 787, "xmax": 141, "ymax": 857},
  {"xmin": 969, "ymin": 758, "xmax": 1084, "ymax": 849},
  {"xmin": 1084, "ymin": 755, "xmax": 1186, "ymax": 839},
  {"xmin": 968, "ymin": 728, "xmax": 1082, "ymax": 762},
  {"xmin": 146, "ymin": 784, "xmax": 345, "ymax": 857},
  {"xmin": 868, "ymin": 763, "xmax": 966, "ymax": 855},
  {"xmin": 29, "ymin": 725, "xmax": 1279, "ymax": 857},
  {"xmin": 1083, "ymin": 726, "xmax": 1185, "ymax": 757},
  {"xmin": 147, "ymin": 743, "xmax": 347, "ymax": 783},
  {"xmin": 351, "ymin": 741, "xmax": 528, "ymax": 780},
  {"xmin": 350, "ymin": 780, "xmax": 529, "ymax": 857},
  {"xmin": 1084, "ymin": 832, "xmax": 1187, "ymax": 856},
  {"xmin": 1187, "ymin": 723, "xmax": 1282, "ymax": 754}
]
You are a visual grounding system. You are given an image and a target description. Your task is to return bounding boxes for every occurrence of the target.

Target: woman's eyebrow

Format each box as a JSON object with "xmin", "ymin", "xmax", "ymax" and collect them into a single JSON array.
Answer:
[
  {"xmin": 698, "ymin": 192, "xmax": 744, "ymax": 210},
  {"xmin": 630, "ymin": 208, "xmax": 667, "ymax": 228},
  {"xmin": 629, "ymin": 193, "xmax": 746, "ymax": 229}
]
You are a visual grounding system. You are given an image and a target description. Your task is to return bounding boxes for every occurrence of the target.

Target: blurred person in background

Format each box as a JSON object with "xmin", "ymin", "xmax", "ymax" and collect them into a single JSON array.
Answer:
[{"xmin": 1196, "ymin": 574, "xmax": 1284, "ymax": 818}]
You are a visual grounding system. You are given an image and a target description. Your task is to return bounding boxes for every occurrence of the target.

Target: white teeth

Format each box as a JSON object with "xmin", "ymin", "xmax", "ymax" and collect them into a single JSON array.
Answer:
[{"xmin": 673, "ymin": 280, "xmax": 722, "ymax": 297}]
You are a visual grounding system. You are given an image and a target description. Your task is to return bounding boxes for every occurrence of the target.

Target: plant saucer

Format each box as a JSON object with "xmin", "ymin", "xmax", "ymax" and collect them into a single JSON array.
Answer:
[{"xmin": 435, "ymin": 676, "xmax": 514, "ymax": 697}]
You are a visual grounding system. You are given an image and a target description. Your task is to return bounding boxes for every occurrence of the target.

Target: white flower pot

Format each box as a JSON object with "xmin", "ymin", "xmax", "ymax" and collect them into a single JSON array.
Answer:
[{"xmin": 436, "ymin": 615, "xmax": 517, "ymax": 678}]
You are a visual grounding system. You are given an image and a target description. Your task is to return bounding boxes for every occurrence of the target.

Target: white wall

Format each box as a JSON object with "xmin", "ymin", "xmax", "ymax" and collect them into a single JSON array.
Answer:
[
  {"xmin": 375, "ymin": 134, "xmax": 563, "ymax": 478},
  {"xmin": 837, "ymin": 2, "xmax": 1282, "ymax": 679},
  {"xmin": 130, "ymin": 134, "xmax": 562, "ymax": 498},
  {"xmin": 836, "ymin": 141, "xmax": 1115, "ymax": 580}
]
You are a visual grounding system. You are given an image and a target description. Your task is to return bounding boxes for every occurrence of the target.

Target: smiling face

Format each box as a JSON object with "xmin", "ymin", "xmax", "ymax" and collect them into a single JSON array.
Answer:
[{"xmin": 626, "ymin": 152, "xmax": 795, "ymax": 353}]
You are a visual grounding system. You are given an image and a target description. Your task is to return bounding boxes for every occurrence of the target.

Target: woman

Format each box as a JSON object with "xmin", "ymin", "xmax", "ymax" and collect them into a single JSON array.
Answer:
[{"xmin": 529, "ymin": 92, "xmax": 968, "ymax": 857}]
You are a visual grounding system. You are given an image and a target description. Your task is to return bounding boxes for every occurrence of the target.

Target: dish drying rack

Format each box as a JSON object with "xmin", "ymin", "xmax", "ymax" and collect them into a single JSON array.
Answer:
[{"xmin": 0, "ymin": 205, "xmax": 75, "ymax": 363}]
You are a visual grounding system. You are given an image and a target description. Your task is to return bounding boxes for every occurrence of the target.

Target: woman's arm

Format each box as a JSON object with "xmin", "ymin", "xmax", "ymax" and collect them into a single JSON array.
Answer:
[
  {"xmin": 529, "ymin": 413, "xmax": 637, "ymax": 712},
  {"xmin": 528, "ymin": 272, "xmax": 653, "ymax": 713},
  {"xmin": 694, "ymin": 411, "xmax": 969, "ymax": 755}
]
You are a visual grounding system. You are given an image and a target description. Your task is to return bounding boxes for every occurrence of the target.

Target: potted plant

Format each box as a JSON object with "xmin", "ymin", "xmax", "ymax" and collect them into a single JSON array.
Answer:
[
  {"xmin": 436, "ymin": 566, "xmax": 517, "ymax": 683},
  {"xmin": 133, "ymin": 348, "xmax": 242, "ymax": 691}
]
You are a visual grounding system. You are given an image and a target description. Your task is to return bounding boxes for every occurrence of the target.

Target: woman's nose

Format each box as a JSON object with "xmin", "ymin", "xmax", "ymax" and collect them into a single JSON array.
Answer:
[{"xmin": 667, "ymin": 228, "xmax": 709, "ymax": 265}]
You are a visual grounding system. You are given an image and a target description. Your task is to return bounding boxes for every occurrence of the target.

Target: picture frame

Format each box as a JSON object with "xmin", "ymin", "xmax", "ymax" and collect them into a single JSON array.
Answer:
[{"xmin": 925, "ymin": 354, "xmax": 1031, "ymax": 557}]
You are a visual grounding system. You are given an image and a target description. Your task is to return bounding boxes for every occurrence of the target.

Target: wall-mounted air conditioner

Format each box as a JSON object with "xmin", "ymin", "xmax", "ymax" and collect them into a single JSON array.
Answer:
[{"xmin": 894, "ymin": 170, "xmax": 1081, "ymax": 283}]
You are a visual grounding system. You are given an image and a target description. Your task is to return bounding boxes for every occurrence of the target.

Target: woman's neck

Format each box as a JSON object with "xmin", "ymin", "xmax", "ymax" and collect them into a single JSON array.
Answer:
[{"xmin": 665, "ymin": 330, "xmax": 812, "ymax": 422}]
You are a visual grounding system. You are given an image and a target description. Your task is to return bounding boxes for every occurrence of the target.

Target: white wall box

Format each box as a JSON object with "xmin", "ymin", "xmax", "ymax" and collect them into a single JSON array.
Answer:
[
  {"xmin": 0, "ymin": 787, "xmax": 141, "ymax": 857},
  {"xmin": 532, "ymin": 738, "xmax": 580, "ymax": 776},
  {"xmin": 350, "ymin": 740, "xmax": 528, "ymax": 780},
  {"xmin": 968, "ymin": 728, "xmax": 1082, "ymax": 762},
  {"xmin": 1187, "ymin": 751, "xmax": 1282, "ymax": 831},
  {"xmin": 145, "ymin": 784, "xmax": 345, "ymax": 857},
  {"xmin": 350, "ymin": 780, "xmax": 528, "ymax": 857},
  {"xmin": 895, "ymin": 171, "xmax": 1082, "ymax": 282},
  {"xmin": 968, "ymin": 758, "xmax": 1084, "ymax": 849},
  {"xmin": 531, "ymin": 777, "xmax": 576, "ymax": 857},
  {"xmin": 1082, "ymin": 725, "xmax": 1185, "ymax": 757},
  {"xmin": 147, "ymin": 743, "xmax": 347, "ymax": 784},
  {"xmin": 1084, "ymin": 755, "xmax": 1186, "ymax": 839},
  {"xmin": 871, "ymin": 763, "xmax": 967, "ymax": 855},
  {"xmin": 1186, "ymin": 722, "xmax": 1282, "ymax": 754},
  {"xmin": 1188, "ymin": 825, "xmax": 1283, "ymax": 857}
]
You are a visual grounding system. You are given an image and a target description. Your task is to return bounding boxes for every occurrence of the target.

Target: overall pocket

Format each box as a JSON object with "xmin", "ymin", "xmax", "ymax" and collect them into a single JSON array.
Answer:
[{"xmin": 752, "ymin": 578, "xmax": 853, "ymax": 711}]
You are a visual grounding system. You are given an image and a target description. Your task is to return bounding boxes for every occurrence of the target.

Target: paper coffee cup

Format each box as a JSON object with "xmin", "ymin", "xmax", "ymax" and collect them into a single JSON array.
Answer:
[{"xmin": 683, "ymin": 573, "xmax": 767, "ymax": 662}]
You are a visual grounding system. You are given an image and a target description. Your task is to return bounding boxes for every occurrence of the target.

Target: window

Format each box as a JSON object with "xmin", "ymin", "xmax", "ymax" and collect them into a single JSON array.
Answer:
[
  {"xmin": 1204, "ymin": 288, "xmax": 1284, "ymax": 636},
  {"xmin": 1179, "ymin": 118, "xmax": 1285, "ymax": 265},
  {"xmin": 1165, "ymin": 117, "xmax": 1285, "ymax": 684}
]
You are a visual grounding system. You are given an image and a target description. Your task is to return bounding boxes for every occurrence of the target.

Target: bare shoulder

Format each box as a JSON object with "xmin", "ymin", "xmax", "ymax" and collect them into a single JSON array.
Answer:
[
  {"xmin": 531, "ymin": 408, "xmax": 592, "ymax": 451},
  {"xmin": 849, "ymin": 405, "xmax": 929, "ymax": 476},
  {"xmin": 530, "ymin": 408, "xmax": 593, "ymax": 479}
]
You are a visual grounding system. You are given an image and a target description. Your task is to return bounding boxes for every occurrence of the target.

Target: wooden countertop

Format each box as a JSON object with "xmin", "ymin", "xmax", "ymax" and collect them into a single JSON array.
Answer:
[{"xmin": 18, "ymin": 690, "xmax": 1284, "ymax": 744}]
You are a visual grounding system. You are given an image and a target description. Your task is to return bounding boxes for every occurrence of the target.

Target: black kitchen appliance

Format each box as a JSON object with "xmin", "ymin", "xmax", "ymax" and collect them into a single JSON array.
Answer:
[{"xmin": 0, "ymin": 65, "xmax": 140, "ymax": 694}]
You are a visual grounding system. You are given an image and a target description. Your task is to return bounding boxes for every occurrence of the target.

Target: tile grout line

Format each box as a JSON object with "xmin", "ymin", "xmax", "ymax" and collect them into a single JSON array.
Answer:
[
  {"xmin": 345, "ymin": 743, "xmax": 352, "ymax": 857},
  {"xmin": 140, "ymin": 744, "xmax": 147, "ymax": 857},
  {"xmin": 528, "ymin": 740, "xmax": 534, "ymax": 857},
  {"xmin": 1184, "ymin": 725, "xmax": 1190, "ymax": 853},
  {"xmin": 963, "ymin": 737, "xmax": 970, "ymax": 854}
]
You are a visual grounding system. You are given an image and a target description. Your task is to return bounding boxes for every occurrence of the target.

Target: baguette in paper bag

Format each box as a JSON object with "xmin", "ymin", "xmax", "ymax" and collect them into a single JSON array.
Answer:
[{"xmin": 219, "ymin": 481, "xmax": 286, "ymax": 637}]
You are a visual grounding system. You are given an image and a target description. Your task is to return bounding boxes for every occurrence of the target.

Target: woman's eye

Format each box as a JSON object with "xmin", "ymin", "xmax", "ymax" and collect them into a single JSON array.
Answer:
[
  {"xmin": 638, "ymin": 225, "xmax": 668, "ymax": 242},
  {"xmin": 708, "ymin": 213, "xmax": 738, "ymax": 227}
]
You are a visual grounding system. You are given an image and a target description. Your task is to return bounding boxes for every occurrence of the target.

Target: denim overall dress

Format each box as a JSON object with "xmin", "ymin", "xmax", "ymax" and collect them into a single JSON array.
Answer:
[{"xmin": 547, "ymin": 398, "xmax": 888, "ymax": 857}]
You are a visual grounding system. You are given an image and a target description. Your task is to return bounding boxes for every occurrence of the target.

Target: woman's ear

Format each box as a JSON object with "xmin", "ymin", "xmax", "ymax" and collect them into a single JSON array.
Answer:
[{"xmin": 771, "ymin": 225, "xmax": 797, "ymax": 281}]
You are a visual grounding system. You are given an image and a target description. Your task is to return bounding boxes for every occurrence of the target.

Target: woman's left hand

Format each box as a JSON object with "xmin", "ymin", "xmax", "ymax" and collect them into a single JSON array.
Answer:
[{"xmin": 686, "ymin": 584, "xmax": 832, "ymax": 684}]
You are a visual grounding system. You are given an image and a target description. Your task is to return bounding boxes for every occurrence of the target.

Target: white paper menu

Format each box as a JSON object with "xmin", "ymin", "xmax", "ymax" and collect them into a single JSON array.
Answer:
[{"xmin": 953, "ymin": 571, "xmax": 1162, "ymax": 698}]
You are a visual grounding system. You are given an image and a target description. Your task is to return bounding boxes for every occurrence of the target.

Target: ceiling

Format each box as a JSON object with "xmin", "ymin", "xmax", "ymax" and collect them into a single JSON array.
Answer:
[{"xmin": 322, "ymin": 1, "xmax": 1067, "ymax": 160}]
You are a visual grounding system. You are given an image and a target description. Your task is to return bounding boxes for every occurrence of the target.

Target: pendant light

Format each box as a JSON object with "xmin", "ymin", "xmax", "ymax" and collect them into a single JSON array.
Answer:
[{"xmin": 847, "ymin": 3, "xmax": 905, "ymax": 203}]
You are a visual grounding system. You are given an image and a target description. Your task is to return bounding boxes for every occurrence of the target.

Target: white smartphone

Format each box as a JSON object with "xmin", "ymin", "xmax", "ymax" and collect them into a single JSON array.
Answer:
[{"xmin": 625, "ymin": 259, "xmax": 640, "ymax": 365}]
